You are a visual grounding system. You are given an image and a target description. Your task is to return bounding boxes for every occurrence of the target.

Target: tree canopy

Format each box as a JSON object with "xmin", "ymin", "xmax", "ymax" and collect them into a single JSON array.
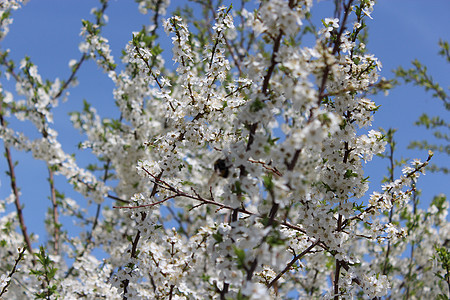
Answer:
[{"xmin": 0, "ymin": 0, "xmax": 449, "ymax": 299}]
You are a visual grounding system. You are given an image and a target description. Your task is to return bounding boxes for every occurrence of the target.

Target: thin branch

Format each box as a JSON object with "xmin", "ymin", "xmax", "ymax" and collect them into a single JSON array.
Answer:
[
  {"xmin": 261, "ymin": 32, "xmax": 283, "ymax": 96},
  {"xmin": 225, "ymin": 83, "xmax": 251, "ymax": 98},
  {"xmin": 320, "ymin": 242, "xmax": 362, "ymax": 287},
  {"xmin": 54, "ymin": 1, "xmax": 108, "ymax": 100},
  {"xmin": 342, "ymin": 151, "xmax": 432, "ymax": 228},
  {"xmin": 133, "ymin": 45, "xmax": 163, "ymax": 88},
  {"xmin": 53, "ymin": 54, "xmax": 86, "ymax": 99},
  {"xmin": 0, "ymin": 247, "xmax": 26, "ymax": 297},
  {"xmin": 114, "ymin": 194, "xmax": 176, "ymax": 209},
  {"xmin": 333, "ymin": 214, "xmax": 343, "ymax": 300},
  {"xmin": 65, "ymin": 160, "xmax": 111, "ymax": 278},
  {"xmin": 260, "ymin": 0, "xmax": 297, "ymax": 96},
  {"xmin": 122, "ymin": 229, "xmax": 142, "ymax": 300},
  {"xmin": 405, "ymin": 183, "xmax": 418, "ymax": 299},
  {"xmin": 0, "ymin": 101, "xmax": 34, "ymax": 258},
  {"xmin": 268, "ymin": 240, "xmax": 320, "ymax": 288},
  {"xmin": 287, "ymin": 149, "xmax": 302, "ymax": 171},
  {"xmin": 248, "ymin": 159, "xmax": 282, "ymax": 176},
  {"xmin": 107, "ymin": 193, "xmax": 131, "ymax": 203},
  {"xmin": 115, "ymin": 167, "xmax": 308, "ymax": 236},
  {"xmin": 333, "ymin": 259, "xmax": 342, "ymax": 300},
  {"xmin": 317, "ymin": 0, "xmax": 354, "ymax": 106},
  {"xmin": 168, "ymin": 284, "xmax": 174, "ymax": 300},
  {"xmin": 48, "ymin": 167, "xmax": 60, "ymax": 255},
  {"xmin": 206, "ymin": 3, "xmax": 242, "ymax": 75},
  {"xmin": 382, "ymin": 132, "xmax": 396, "ymax": 275}
]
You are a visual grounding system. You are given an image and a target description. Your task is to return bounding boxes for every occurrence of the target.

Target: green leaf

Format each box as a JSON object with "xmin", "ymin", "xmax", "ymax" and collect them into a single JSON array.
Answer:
[
  {"xmin": 212, "ymin": 232, "xmax": 223, "ymax": 243},
  {"xmin": 344, "ymin": 169, "xmax": 358, "ymax": 179},
  {"xmin": 233, "ymin": 246, "xmax": 246, "ymax": 269},
  {"xmin": 263, "ymin": 174, "xmax": 274, "ymax": 192},
  {"xmin": 250, "ymin": 98, "xmax": 265, "ymax": 112}
]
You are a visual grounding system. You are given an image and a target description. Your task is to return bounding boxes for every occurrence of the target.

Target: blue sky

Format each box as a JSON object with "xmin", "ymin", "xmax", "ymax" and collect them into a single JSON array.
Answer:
[
  {"xmin": 0, "ymin": 0, "xmax": 448, "ymax": 243},
  {"xmin": 364, "ymin": 1, "xmax": 449, "ymax": 208}
]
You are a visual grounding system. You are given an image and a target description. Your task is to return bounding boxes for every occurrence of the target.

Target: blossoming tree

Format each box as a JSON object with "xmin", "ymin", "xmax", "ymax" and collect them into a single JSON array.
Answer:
[{"xmin": 0, "ymin": 0, "xmax": 449, "ymax": 299}]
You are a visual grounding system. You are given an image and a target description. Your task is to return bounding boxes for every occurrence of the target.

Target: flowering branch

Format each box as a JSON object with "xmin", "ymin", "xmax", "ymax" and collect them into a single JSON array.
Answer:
[
  {"xmin": 0, "ymin": 100, "xmax": 34, "ymax": 257},
  {"xmin": 115, "ymin": 166, "xmax": 308, "ymax": 235},
  {"xmin": 55, "ymin": 1, "xmax": 109, "ymax": 100},
  {"xmin": 342, "ymin": 151, "xmax": 433, "ymax": 229},
  {"xmin": 268, "ymin": 239, "xmax": 320, "ymax": 289},
  {"xmin": 0, "ymin": 247, "xmax": 26, "ymax": 296},
  {"xmin": 0, "ymin": 1, "xmax": 447, "ymax": 298},
  {"xmin": 47, "ymin": 167, "xmax": 60, "ymax": 255},
  {"xmin": 317, "ymin": 0, "xmax": 354, "ymax": 106}
]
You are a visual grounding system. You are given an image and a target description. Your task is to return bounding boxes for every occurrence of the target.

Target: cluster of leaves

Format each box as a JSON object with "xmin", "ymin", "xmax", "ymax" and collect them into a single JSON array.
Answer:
[{"xmin": 395, "ymin": 39, "xmax": 450, "ymax": 174}]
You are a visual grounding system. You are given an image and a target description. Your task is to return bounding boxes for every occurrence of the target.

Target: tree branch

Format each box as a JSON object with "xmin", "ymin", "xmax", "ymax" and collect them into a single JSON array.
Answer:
[
  {"xmin": 268, "ymin": 240, "xmax": 320, "ymax": 288},
  {"xmin": 0, "ymin": 100, "xmax": 34, "ymax": 258},
  {"xmin": 47, "ymin": 167, "xmax": 60, "ymax": 255}
]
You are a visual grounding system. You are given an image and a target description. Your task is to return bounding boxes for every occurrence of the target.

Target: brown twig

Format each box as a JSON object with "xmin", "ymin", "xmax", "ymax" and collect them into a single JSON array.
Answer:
[
  {"xmin": 261, "ymin": 32, "xmax": 283, "ymax": 96},
  {"xmin": 0, "ymin": 247, "xmax": 26, "ymax": 297},
  {"xmin": 65, "ymin": 160, "xmax": 112, "ymax": 279},
  {"xmin": 123, "ymin": 229, "xmax": 142, "ymax": 300},
  {"xmin": 114, "ymin": 194, "xmax": 176, "ymax": 209},
  {"xmin": 382, "ymin": 131, "xmax": 396, "ymax": 276},
  {"xmin": 268, "ymin": 240, "xmax": 320, "ymax": 288},
  {"xmin": 317, "ymin": 0, "xmax": 355, "ymax": 106},
  {"xmin": 342, "ymin": 152, "xmax": 432, "ymax": 228},
  {"xmin": 287, "ymin": 149, "xmax": 302, "ymax": 171},
  {"xmin": 107, "ymin": 193, "xmax": 131, "ymax": 203},
  {"xmin": 115, "ymin": 167, "xmax": 308, "ymax": 236},
  {"xmin": 0, "ymin": 100, "xmax": 34, "ymax": 257},
  {"xmin": 206, "ymin": 1, "xmax": 243, "ymax": 76},
  {"xmin": 54, "ymin": 0, "xmax": 109, "ymax": 100},
  {"xmin": 248, "ymin": 159, "xmax": 283, "ymax": 176},
  {"xmin": 333, "ymin": 214, "xmax": 343, "ymax": 300},
  {"xmin": 48, "ymin": 167, "xmax": 60, "ymax": 255}
]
